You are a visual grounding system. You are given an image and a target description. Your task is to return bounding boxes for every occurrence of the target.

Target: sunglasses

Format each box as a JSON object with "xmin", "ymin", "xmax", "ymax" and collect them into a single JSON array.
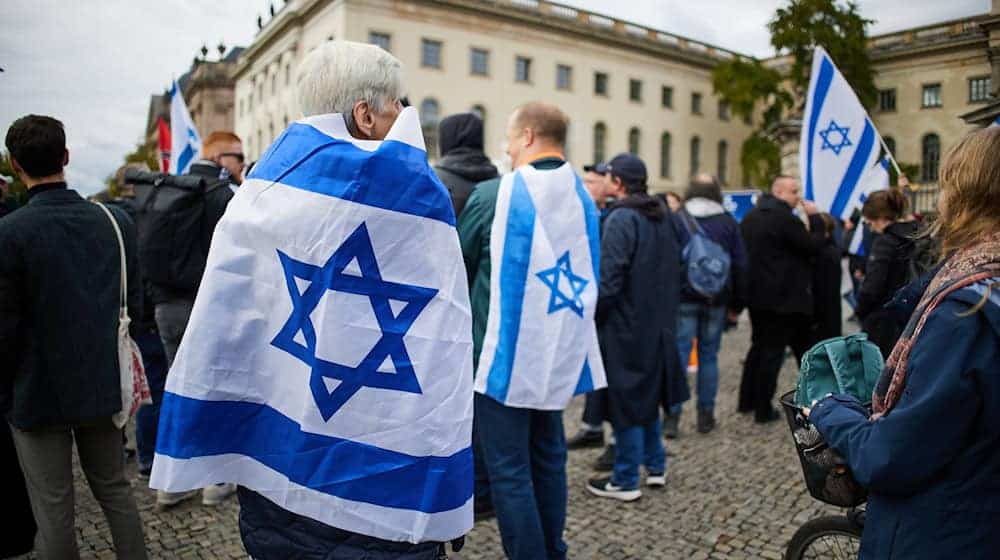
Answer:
[{"xmin": 220, "ymin": 152, "xmax": 245, "ymax": 163}]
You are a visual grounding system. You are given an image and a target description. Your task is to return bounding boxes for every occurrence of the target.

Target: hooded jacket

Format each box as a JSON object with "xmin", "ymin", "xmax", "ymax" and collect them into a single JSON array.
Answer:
[
  {"xmin": 678, "ymin": 197, "xmax": 748, "ymax": 308},
  {"xmin": 433, "ymin": 113, "xmax": 498, "ymax": 217}
]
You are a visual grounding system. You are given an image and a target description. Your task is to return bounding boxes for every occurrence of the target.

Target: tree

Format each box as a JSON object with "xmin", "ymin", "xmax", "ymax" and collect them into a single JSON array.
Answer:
[
  {"xmin": 713, "ymin": 0, "xmax": 875, "ymax": 188},
  {"xmin": 0, "ymin": 151, "xmax": 28, "ymax": 209}
]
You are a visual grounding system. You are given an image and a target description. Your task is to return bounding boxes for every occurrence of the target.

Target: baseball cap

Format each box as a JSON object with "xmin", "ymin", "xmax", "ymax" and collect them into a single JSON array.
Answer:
[
  {"xmin": 583, "ymin": 162, "xmax": 611, "ymax": 174},
  {"xmin": 607, "ymin": 153, "xmax": 647, "ymax": 186}
]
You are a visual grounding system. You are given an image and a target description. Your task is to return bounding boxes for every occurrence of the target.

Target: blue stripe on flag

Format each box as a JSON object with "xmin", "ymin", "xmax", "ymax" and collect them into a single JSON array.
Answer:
[
  {"xmin": 248, "ymin": 123, "xmax": 456, "ymax": 227},
  {"xmin": 573, "ymin": 358, "xmax": 594, "ymax": 395},
  {"xmin": 484, "ymin": 172, "xmax": 535, "ymax": 403},
  {"xmin": 573, "ymin": 174, "xmax": 601, "ymax": 280},
  {"xmin": 830, "ymin": 120, "xmax": 875, "ymax": 218},
  {"xmin": 156, "ymin": 392, "xmax": 472, "ymax": 513},
  {"xmin": 175, "ymin": 144, "xmax": 195, "ymax": 176},
  {"xmin": 805, "ymin": 56, "xmax": 835, "ymax": 201}
]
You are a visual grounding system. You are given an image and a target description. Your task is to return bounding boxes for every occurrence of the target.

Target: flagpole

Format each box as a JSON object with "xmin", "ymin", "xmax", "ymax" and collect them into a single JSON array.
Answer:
[{"xmin": 878, "ymin": 135, "xmax": 904, "ymax": 178}]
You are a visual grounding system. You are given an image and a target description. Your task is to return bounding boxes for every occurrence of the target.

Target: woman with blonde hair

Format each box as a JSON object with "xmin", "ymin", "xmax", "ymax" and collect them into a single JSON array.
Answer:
[{"xmin": 807, "ymin": 126, "xmax": 1000, "ymax": 558}]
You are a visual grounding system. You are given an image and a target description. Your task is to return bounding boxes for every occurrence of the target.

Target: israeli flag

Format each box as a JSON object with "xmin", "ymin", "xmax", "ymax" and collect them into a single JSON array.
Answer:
[
  {"xmin": 149, "ymin": 107, "xmax": 474, "ymax": 543},
  {"xmin": 722, "ymin": 190, "xmax": 759, "ymax": 223},
  {"xmin": 847, "ymin": 156, "xmax": 890, "ymax": 256},
  {"xmin": 169, "ymin": 79, "xmax": 201, "ymax": 175},
  {"xmin": 801, "ymin": 47, "xmax": 891, "ymax": 222},
  {"xmin": 474, "ymin": 163, "xmax": 607, "ymax": 409}
]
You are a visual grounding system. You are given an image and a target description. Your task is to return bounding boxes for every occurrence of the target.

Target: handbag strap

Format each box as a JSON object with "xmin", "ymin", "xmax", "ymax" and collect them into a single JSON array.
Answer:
[{"xmin": 92, "ymin": 202, "xmax": 128, "ymax": 316}]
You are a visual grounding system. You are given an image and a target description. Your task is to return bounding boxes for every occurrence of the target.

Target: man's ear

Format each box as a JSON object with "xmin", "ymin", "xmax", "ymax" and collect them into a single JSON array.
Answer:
[
  {"xmin": 10, "ymin": 156, "xmax": 25, "ymax": 181},
  {"xmin": 352, "ymin": 100, "xmax": 376, "ymax": 139},
  {"xmin": 63, "ymin": 149, "xmax": 69, "ymax": 167},
  {"xmin": 522, "ymin": 127, "xmax": 535, "ymax": 148}
]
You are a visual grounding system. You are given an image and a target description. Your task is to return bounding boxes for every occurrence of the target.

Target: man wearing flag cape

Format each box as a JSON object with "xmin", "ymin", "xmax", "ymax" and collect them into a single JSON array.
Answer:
[
  {"xmin": 149, "ymin": 41, "xmax": 474, "ymax": 559},
  {"xmin": 459, "ymin": 102, "xmax": 607, "ymax": 559}
]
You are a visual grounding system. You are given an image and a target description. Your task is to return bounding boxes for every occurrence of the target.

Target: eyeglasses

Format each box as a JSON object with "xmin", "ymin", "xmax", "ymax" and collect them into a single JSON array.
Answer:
[{"xmin": 220, "ymin": 152, "xmax": 245, "ymax": 163}]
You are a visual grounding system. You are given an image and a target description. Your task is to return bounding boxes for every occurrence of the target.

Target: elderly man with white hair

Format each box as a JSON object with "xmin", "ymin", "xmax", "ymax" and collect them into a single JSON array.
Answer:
[{"xmin": 149, "ymin": 40, "xmax": 473, "ymax": 560}]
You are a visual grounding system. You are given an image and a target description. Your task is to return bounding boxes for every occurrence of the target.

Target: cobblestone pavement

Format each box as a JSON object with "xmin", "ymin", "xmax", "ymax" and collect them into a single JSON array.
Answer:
[{"xmin": 34, "ymin": 317, "xmax": 850, "ymax": 559}]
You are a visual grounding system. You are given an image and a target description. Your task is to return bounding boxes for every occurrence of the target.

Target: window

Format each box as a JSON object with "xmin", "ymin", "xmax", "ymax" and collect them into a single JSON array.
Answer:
[
  {"xmin": 629, "ymin": 79, "xmax": 642, "ymax": 102},
  {"xmin": 717, "ymin": 140, "xmax": 728, "ymax": 185},
  {"xmin": 420, "ymin": 98, "xmax": 441, "ymax": 160},
  {"xmin": 660, "ymin": 132, "xmax": 671, "ymax": 178},
  {"xmin": 593, "ymin": 122, "xmax": 607, "ymax": 164},
  {"xmin": 692, "ymin": 92, "xmax": 703, "ymax": 115},
  {"xmin": 515, "ymin": 56, "xmax": 532, "ymax": 83},
  {"xmin": 922, "ymin": 84, "xmax": 942, "ymax": 108},
  {"xmin": 594, "ymin": 72, "xmax": 608, "ymax": 96},
  {"xmin": 718, "ymin": 101, "xmax": 730, "ymax": 121},
  {"xmin": 556, "ymin": 64, "xmax": 572, "ymax": 91},
  {"xmin": 470, "ymin": 48, "xmax": 489, "ymax": 76},
  {"xmin": 921, "ymin": 133, "xmax": 940, "ymax": 182},
  {"xmin": 271, "ymin": 73, "xmax": 277, "ymax": 95},
  {"xmin": 421, "ymin": 39, "xmax": 442, "ymax": 69},
  {"xmin": 661, "ymin": 86, "xmax": 673, "ymax": 109},
  {"xmin": 884, "ymin": 136, "xmax": 896, "ymax": 157},
  {"xmin": 628, "ymin": 127, "xmax": 640, "ymax": 155},
  {"xmin": 690, "ymin": 136, "xmax": 701, "ymax": 176},
  {"xmin": 969, "ymin": 76, "xmax": 992, "ymax": 103},
  {"xmin": 878, "ymin": 88, "xmax": 896, "ymax": 112},
  {"xmin": 369, "ymin": 31, "xmax": 391, "ymax": 52}
]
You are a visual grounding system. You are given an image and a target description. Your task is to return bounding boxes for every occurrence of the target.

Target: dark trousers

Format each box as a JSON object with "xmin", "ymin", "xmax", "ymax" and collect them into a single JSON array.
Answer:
[
  {"xmin": 581, "ymin": 388, "xmax": 607, "ymax": 428},
  {"xmin": 739, "ymin": 309, "xmax": 814, "ymax": 416},
  {"xmin": 2, "ymin": 423, "xmax": 36, "ymax": 557},
  {"xmin": 134, "ymin": 329, "xmax": 167, "ymax": 469},
  {"xmin": 472, "ymin": 406, "xmax": 492, "ymax": 508},
  {"xmin": 154, "ymin": 298, "xmax": 195, "ymax": 367},
  {"xmin": 475, "ymin": 393, "xmax": 568, "ymax": 560}
]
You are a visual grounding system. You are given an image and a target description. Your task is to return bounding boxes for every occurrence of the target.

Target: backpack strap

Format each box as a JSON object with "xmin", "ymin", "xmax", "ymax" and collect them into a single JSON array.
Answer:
[{"xmin": 679, "ymin": 209, "xmax": 706, "ymax": 236}]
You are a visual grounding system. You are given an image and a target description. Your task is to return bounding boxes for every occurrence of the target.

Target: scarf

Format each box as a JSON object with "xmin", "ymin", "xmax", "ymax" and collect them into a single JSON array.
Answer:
[{"xmin": 872, "ymin": 231, "xmax": 1000, "ymax": 416}]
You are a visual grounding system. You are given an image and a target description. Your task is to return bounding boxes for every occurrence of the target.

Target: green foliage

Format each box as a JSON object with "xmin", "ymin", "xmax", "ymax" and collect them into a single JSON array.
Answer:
[
  {"xmin": 0, "ymin": 152, "xmax": 28, "ymax": 208},
  {"xmin": 893, "ymin": 162, "xmax": 920, "ymax": 186},
  {"xmin": 712, "ymin": 0, "xmax": 876, "ymax": 188}
]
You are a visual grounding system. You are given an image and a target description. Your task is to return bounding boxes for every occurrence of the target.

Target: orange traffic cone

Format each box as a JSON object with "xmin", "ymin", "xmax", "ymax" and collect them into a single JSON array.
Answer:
[{"xmin": 687, "ymin": 341, "xmax": 698, "ymax": 374}]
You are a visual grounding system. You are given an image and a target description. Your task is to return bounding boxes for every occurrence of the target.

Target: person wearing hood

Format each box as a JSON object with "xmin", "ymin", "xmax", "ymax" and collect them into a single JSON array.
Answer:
[
  {"xmin": 855, "ymin": 188, "xmax": 920, "ymax": 357},
  {"xmin": 434, "ymin": 112, "xmax": 499, "ymax": 217},
  {"xmin": 587, "ymin": 153, "xmax": 688, "ymax": 501},
  {"xmin": 665, "ymin": 174, "xmax": 747, "ymax": 435}
]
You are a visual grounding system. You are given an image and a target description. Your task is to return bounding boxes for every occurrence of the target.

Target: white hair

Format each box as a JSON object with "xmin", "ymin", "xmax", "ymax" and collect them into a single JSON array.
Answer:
[{"xmin": 296, "ymin": 40, "xmax": 403, "ymax": 127}]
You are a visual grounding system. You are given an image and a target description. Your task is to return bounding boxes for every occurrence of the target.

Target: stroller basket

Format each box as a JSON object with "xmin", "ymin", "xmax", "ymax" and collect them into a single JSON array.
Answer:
[{"xmin": 780, "ymin": 390, "xmax": 867, "ymax": 507}]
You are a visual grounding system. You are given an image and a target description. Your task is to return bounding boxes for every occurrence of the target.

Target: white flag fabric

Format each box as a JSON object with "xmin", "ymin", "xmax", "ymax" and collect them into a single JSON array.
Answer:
[
  {"xmin": 992, "ymin": 115, "xmax": 1000, "ymax": 128},
  {"xmin": 847, "ymin": 156, "xmax": 890, "ymax": 256},
  {"xmin": 474, "ymin": 162, "xmax": 607, "ymax": 410},
  {"xmin": 149, "ymin": 107, "xmax": 474, "ymax": 543},
  {"xmin": 801, "ymin": 46, "xmax": 890, "ymax": 221},
  {"xmin": 169, "ymin": 79, "xmax": 201, "ymax": 175}
]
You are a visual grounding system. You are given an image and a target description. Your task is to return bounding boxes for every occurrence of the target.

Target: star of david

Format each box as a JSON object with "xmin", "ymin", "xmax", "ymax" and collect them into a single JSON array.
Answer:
[
  {"xmin": 536, "ymin": 251, "xmax": 588, "ymax": 317},
  {"xmin": 271, "ymin": 222, "xmax": 438, "ymax": 421},
  {"xmin": 818, "ymin": 120, "xmax": 853, "ymax": 155}
]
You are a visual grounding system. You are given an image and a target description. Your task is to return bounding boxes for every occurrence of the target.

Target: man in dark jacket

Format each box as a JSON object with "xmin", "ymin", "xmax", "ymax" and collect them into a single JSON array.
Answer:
[
  {"xmin": 586, "ymin": 153, "xmax": 686, "ymax": 502},
  {"xmin": 0, "ymin": 115, "xmax": 148, "ymax": 558},
  {"xmin": 434, "ymin": 112, "xmax": 499, "ymax": 217},
  {"xmin": 737, "ymin": 175, "xmax": 824, "ymax": 423}
]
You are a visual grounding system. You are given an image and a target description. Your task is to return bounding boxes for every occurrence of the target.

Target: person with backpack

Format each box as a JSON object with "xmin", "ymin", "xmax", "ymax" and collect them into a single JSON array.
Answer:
[
  {"xmin": 665, "ymin": 174, "xmax": 747, "ymax": 435},
  {"xmin": 143, "ymin": 131, "xmax": 240, "ymax": 508},
  {"xmin": 855, "ymin": 188, "xmax": 920, "ymax": 357}
]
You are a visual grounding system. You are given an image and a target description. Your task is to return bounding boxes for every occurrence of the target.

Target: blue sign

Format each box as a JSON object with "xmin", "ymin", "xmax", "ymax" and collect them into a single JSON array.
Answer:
[{"xmin": 723, "ymin": 190, "xmax": 760, "ymax": 223}]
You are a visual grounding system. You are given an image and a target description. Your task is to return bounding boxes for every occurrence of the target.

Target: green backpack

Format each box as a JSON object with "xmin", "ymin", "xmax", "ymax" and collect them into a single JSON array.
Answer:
[{"xmin": 795, "ymin": 333, "xmax": 884, "ymax": 407}]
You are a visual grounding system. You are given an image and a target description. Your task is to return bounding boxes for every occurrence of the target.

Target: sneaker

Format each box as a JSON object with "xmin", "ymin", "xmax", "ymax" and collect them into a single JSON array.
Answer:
[
  {"xmin": 663, "ymin": 414, "xmax": 680, "ymax": 439},
  {"xmin": 593, "ymin": 444, "xmax": 615, "ymax": 472},
  {"xmin": 646, "ymin": 472, "xmax": 666, "ymax": 487},
  {"xmin": 586, "ymin": 477, "xmax": 641, "ymax": 502},
  {"xmin": 696, "ymin": 409, "xmax": 716, "ymax": 434},
  {"xmin": 156, "ymin": 489, "xmax": 199, "ymax": 509},
  {"xmin": 567, "ymin": 428, "xmax": 605, "ymax": 450},
  {"xmin": 136, "ymin": 463, "xmax": 152, "ymax": 480},
  {"xmin": 202, "ymin": 483, "xmax": 237, "ymax": 506}
]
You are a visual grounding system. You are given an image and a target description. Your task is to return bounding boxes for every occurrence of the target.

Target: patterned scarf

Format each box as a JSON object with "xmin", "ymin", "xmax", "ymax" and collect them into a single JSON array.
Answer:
[{"xmin": 871, "ymin": 231, "xmax": 1000, "ymax": 416}]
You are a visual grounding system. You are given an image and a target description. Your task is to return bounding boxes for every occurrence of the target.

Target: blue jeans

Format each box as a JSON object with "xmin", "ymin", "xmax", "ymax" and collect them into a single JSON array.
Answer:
[
  {"xmin": 612, "ymin": 418, "xmax": 666, "ymax": 490},
  {"xmin": 134, "ymin": 329, "xmax": 167, "ymax": 469},
  {"xmin": 672, "ymin": 302, "xmax": 726, "ymax": 415},
  {"xmin": 475, "ymin": 393, "xmax": 568, "ymax": 560}
]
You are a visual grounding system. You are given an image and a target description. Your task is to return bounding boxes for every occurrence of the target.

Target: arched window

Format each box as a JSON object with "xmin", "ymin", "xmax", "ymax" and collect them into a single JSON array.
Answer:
[
  {"xmin": 690, "ymin": 136, "xmax": 701, "ymax": 177},
  {"xmin": 717, "ymin": 140, "xmax": 728, "ymax": 185},
  {"xmin": 628, "ymin": 127, "xmax": 641, "ymax": 155},
  {"xmin": 593, "ymin": 122, "xmax": 607, "ymax": 164},
  {"xmin": 660, "ymin": 132, "xmax": 671, "ymax": 178},
  {"xmin": 921, "ymin": 133, "xmax": 940, "ymax": 182},
  {"xmin": 420, "ymin": 98, "xmax": 441, "ymax": 159}
]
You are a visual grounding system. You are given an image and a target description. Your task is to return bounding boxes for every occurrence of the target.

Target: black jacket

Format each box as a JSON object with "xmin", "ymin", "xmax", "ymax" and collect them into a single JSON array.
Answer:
[
  {"xmin": 0, "ymin": 185, "xmax": 142, "ymax": 430},
  {"xmin": 857, "ymin": 220, "xmax": 920, "ymax": 356},
  {"xmin": 237, "ymin": 487, "xmax": 448, "ymax": 560},
  {"xmin": 597, "ymin": 195, "xmax": 688, "ymax": 429},
  {"xmin": 739, "ymin": 195, "xmax": 825, "ymax": 316},
  {"xmin": 812, "ymin": 237, "xmax": 843, "ymax": 341},
  {"xmin": 434, "ymin": 113, "xmax": 498, "ymax": 217}
]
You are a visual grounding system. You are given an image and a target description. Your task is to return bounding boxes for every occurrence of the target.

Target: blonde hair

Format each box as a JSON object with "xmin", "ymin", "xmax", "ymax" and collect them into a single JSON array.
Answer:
[{"xmin": 936, "ymin": 127, "xmax": 1000, "ymax": 256}]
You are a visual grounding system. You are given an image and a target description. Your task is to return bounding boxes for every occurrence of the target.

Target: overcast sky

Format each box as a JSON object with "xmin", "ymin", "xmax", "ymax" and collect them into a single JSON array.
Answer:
[{"xmin": 1, "ymin": 0, "xmax": 990, "ymax": 195}]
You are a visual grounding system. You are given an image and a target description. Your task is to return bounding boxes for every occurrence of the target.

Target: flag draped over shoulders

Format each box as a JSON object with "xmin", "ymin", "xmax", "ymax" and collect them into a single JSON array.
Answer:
[
  {"xmin": 149, "ymin": 107, "xmax": 474, "ymax": 544},
  {"xmin": 474, "ymin": 162, "xmax": 607, "ymax": 410}
]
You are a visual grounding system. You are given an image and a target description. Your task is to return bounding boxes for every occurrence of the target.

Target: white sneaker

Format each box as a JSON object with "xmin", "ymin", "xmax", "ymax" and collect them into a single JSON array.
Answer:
[
  {"xmin": 586, "ymin": 477, "xmax": 642, "ymax": 502},
  {"xmin": 156, "ymin": 489, "xmax": 199, "ymax": 509},
  {"xmin": 202, "ymin": 483, "xmax": 237, "ymax": 506},
  {"xmin": 646, "ymin": 472, "xmax": 666, "ymax": 487}
]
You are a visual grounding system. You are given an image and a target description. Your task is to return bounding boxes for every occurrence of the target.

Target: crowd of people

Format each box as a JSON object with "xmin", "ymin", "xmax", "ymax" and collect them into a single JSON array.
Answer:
[{"xmin": 1, "ymin": 38, "xmax": 998, "ymax": 560}]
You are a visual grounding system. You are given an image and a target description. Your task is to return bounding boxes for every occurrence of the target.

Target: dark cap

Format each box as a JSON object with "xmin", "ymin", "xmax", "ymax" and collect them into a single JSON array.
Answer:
[
  {"xmin": 607, "ymin": 153, "xmax": 647, "ymax": 187},
  {"xmin": 583, "ymin": 162, "xmax": 610, "ymax": 174}
]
